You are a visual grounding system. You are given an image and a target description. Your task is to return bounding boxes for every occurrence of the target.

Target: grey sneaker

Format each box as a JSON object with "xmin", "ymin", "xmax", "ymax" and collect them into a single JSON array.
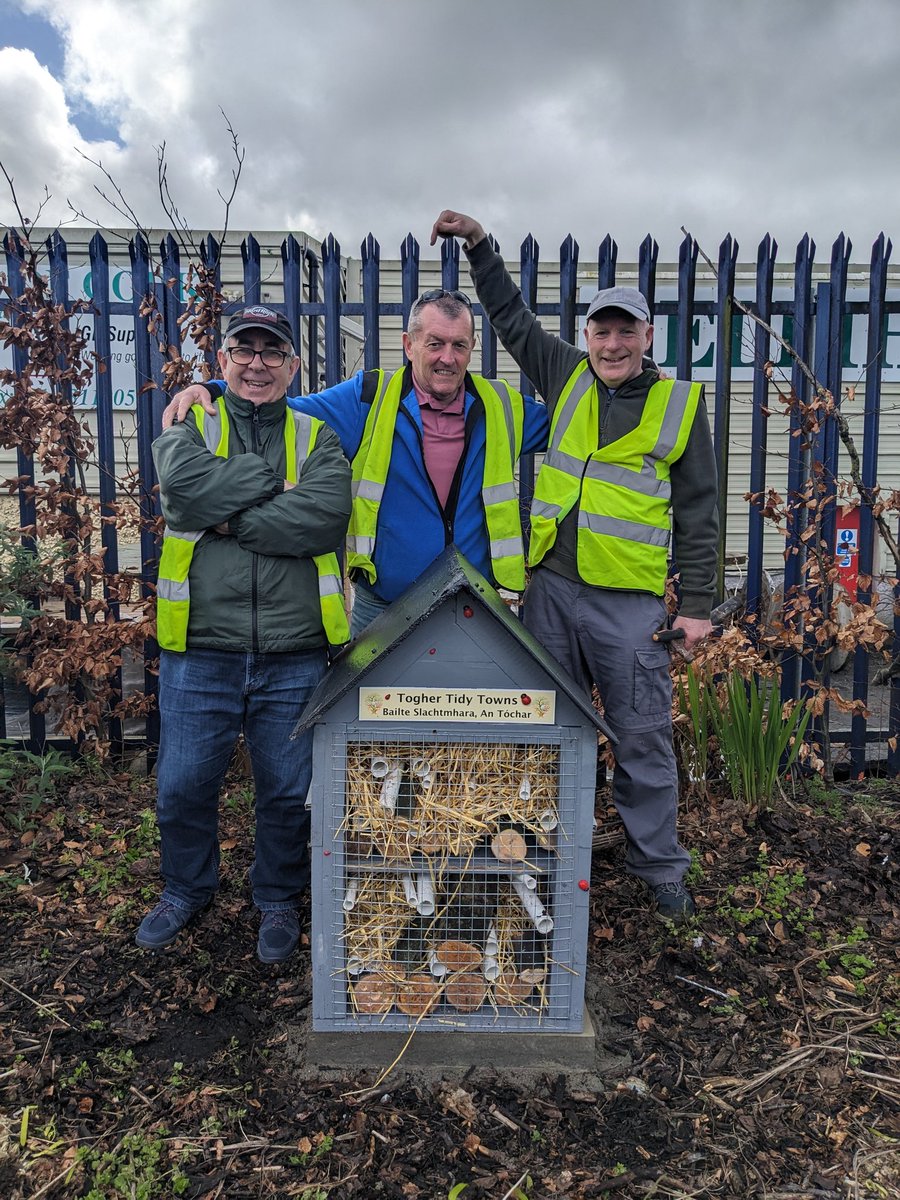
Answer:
[
  {"xmin": 257, "ymin": 910, "xmax": 300, "ymax": 963},
  {"xmin": 650, "ymin": 881, "xmax": 696, "ymax": 922},
  {"xmin": 135, "ymin": 899, "xmax": 203, "ymax": 949}
]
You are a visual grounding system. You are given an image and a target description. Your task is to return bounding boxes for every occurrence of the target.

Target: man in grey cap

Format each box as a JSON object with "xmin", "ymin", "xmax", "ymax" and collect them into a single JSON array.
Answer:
[
  {"xmin": 431, "ymin": 210, "xmax": 718, "ymax": 922},
  {"xmin": 136, "ymin": 305, "xmax": 351, "ymax": 962}
]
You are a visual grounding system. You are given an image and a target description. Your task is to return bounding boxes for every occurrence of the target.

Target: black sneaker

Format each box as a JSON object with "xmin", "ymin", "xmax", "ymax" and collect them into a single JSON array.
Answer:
[
  {"xmin": 650, "ymin": 881, "xmax": 696, "ymax": 923},
  {"xmin": 257, "ymin": 910, "xmax": 300, "ymax": 963},
  {"xmin": 135, "ymin": 899, "xmax": 203, "ymax": 949}
]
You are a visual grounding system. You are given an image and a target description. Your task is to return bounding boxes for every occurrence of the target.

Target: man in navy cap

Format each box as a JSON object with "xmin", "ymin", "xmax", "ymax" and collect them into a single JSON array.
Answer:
[
  {"xmin": 136, "ymin": 306, "xmax": 351, "ymax": 962},
  {"xmin": 432, "ymin": 211, "xmax": 718, "ymax": 922},
  {"xmin": 164, "ymin": 294, "xmax": 549, "ymax": 637}
]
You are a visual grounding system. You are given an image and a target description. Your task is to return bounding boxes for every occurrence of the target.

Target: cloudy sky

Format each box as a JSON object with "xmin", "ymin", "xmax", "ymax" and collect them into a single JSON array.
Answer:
[{"xmin": 0, "ymin": 0, "xmax": 897, "ymax": 263}]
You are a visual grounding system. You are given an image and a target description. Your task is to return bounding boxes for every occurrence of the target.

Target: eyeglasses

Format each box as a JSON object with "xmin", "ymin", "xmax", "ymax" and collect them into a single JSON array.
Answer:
[
  {"xmin": 226, "ymin": 345, "xmax": 293, "ymax": 368},
  {"xmin": 413, "ymin": 288, "xmax": 473, "ymax": 309}
]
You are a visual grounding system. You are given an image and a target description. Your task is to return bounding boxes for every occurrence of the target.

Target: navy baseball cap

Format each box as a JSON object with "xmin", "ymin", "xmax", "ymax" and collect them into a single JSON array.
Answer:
[{"xmin": 225, "ymin": 305, "xmax": 296, "ymax": 352}]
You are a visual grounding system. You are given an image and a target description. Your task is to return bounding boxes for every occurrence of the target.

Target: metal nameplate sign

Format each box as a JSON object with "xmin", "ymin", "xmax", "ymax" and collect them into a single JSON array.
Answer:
[{"xmin": 358, "ymin": 687, "xmax": 556, "ymax": 723}]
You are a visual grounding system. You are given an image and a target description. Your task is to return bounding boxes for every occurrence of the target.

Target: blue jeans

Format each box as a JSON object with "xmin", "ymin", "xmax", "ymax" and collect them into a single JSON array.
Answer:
[
  {"xmin": 350, "ymin": 579, "xmax": 391, "ymax": 637},
  {"xmin": 156, "ymin": 647, "xmax": 327, "ymax": 913}
]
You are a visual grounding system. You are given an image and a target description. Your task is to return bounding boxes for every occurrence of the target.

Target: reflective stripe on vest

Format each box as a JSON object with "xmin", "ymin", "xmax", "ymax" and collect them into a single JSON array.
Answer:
[
  {"xmin": 346, "ymin": 369, "xmax": 526, "ymax": 590},
  {"xmin": 529, "ymin": 363, "xmax": 700, "ymax": 593},
  {"xmin": 156, "ymin": 401, "xmax": 349, "ymax": 650}
]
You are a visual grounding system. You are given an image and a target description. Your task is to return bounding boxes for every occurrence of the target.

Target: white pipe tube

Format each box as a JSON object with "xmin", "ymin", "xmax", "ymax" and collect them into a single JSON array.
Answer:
[
  {"xmin": 415, "ymin": 872, "xmax": 435, "ymax": 917},
  {"xmin": 512, "ymin": 879, "xmax": 554, "ymax": 934},
  {"xmin": 410, "ymin": 758, "xmax": 432, "ymax": 778},
  {"xmin": 511, "ymin": 872, "xmax": 537, "ymax": 892},
  {"xmin": 401, "ymin": 873, "xmax": 419, "ymax": 909},
  {"xmin": 483, "ymin": 954, "xmax": 500, "ymax": 982},
  {"xmin": 342, "ymin": 879, "xmax": 359, "ymax": 912},
  {"xmin": 485, "ymin": 923, "xmax": 499, "ymax": 958},
  {"xmin": 370, "ymin": 756, "xmax": 391, "ymax": 778},
  {"xmin": 538, "ymin": 809, "xmax": 558, "ymax": 832},
  {"xmin": 428, "ymin": 949, "xmax": 448, "ymax": 979},
  {"xmin": 379, "ymin": 766, "xmax": 401, "ymax": 811},
  {"xmin": 518, "ymin": 777, "xmax": 532, "ymax": 802},
  {"xmin": 346, "ymin": 954, "xmax": 365, "ymax": 976}
]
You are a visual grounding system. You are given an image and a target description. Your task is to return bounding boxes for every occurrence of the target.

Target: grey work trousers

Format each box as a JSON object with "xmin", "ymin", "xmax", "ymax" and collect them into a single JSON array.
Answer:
[{"xmin": 523, "ymin": 568, "xmax": 690, "ymax": 885}]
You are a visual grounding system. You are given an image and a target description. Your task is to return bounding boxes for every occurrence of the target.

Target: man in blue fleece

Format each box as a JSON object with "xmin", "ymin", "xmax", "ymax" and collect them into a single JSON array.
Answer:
[{"xmin": 166, "ymin": 290, "xmax": 549, "ymax": 635}]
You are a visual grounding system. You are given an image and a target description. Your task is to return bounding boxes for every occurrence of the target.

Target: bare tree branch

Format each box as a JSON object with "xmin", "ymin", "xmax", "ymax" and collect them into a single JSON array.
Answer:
[
  {"xmin": 215, "ymin": 108, "xmax": 245, "ymax": 256},
  {"xmin": 0, "ymin": 159, "xmax": 51, "ymax": 243},
  {"xmin": 683, "ymin": 226, "xmax": 900, "ymax": 578}
]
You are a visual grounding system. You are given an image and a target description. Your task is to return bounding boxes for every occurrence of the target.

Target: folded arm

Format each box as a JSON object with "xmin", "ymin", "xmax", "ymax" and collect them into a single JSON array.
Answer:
[
  {"xmin": 230, "ymin": 423, "xmax": 351, "ymax": 558},
  {"xmin": 152, "ymin": 419, "xmax": 282, "ymax": 530}
]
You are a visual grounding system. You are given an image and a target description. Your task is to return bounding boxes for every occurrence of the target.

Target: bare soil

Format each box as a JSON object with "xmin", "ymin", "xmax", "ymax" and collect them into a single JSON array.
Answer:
[{"xmin": 1, "ymin": 762, "xmax": 898, "ymax": 1199}]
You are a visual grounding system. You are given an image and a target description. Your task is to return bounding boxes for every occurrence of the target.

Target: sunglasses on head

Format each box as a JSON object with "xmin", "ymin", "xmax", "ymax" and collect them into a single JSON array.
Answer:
[{"xmin": 413, "ymin": 288, "xmax": 473, "ymax": 309}]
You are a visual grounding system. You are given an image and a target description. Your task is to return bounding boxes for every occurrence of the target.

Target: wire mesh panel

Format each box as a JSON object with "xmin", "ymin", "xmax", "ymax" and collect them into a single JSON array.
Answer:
[{"xmin": 311, "ymin": 725, "xmax": 592, "ymax": 1032}]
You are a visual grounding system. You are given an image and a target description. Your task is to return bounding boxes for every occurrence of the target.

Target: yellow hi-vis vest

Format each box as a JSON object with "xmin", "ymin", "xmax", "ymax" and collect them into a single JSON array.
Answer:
[
  {"xmin": 345, "ymin": 368, "xmax": 526, "ymax": 590},
  {"xmin": 156, "ymin": 401, "xmax": 350, "ymax": 651},
  {"xmin": 530, "ymin": 362, "xmax": 701, "ymax": 593}
]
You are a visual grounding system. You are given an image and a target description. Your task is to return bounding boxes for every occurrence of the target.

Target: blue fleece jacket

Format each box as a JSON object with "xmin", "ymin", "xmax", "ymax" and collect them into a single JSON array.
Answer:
[{"xmin": 205, "ymin": 368, "xmax": 548, "ymax": 602}]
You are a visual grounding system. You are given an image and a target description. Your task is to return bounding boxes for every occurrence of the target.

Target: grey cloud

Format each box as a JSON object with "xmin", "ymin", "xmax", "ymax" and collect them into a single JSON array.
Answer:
[{"xmin": 2, "ymin": 0, "xmax": 898, "ymax": 262}]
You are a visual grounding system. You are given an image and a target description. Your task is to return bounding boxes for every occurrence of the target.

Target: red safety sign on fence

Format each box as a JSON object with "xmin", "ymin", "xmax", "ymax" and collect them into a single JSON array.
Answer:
[{"xmin": 835, "ymin": 506, "xmax": 860, "ymax": 597}]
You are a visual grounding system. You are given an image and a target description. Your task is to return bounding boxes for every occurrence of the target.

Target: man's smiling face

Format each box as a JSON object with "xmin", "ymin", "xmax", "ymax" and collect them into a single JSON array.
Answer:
[
  {"xmin": 217, "ymin": 331, "xmax": 298, "ymax": 406},
  {"xmin": 402, "ymin": 308, "xmax": 474, "ymax": 403},
  {"xmin": 584, "ymin": 309, "xmax": 654, "ymax": 388}
]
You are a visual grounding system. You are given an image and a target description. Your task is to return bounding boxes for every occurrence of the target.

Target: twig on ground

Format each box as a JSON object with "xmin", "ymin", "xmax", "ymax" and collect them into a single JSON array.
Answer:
[
  {"xmin": 0, "ymin": 975, "xmax": 73, "ymax": 1028},
  {"xmin": 673, "ymin": 975, "xmax": 733, "ymax": 1000},
  {"xmin": 500, "ymin": 1171, "xmax": 532, "ymax": 1200}
]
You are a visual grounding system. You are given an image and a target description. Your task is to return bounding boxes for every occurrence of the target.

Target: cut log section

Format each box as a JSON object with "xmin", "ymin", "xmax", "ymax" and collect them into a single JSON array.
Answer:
[
  {"xmin": 446, "ymin": 973, "xmax": 488, "ymax": 1013},
  {"xmin": 518, "ymin": 967, "xmax": 546, "ymax": 986},
  {"xmin": 494, "ymin": 971, "xmax": 535, "ymax": 1004},
  {"xmin": 491, "ymin": 828, "xmax": 527, "ymax": 862},
  {"xmin": 435, "ymin": 939, "xmax": 483, "ymax": 972},
  {"xmin": 352, "ymin": 974, "xmax": 397, "ymax": 1014},
  {"xmin": 396, "ymin": 973, "xmax": 442, "ymax": 1018}
]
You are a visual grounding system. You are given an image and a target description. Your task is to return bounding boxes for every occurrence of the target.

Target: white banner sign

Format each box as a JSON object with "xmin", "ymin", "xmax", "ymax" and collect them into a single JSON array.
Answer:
[
  {"xmin": 0, "ymin": 262, "xmax": 199, "ymax": 410},
  {"xmin": 358, "ymin": 687, "xmax": 556, "ymax": 723}
]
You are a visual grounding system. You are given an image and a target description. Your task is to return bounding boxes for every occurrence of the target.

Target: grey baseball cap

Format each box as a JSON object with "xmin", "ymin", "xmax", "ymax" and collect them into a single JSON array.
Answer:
[{"xmin": 585, "ymin": 286, "xmax": 651, "ymax": 324}]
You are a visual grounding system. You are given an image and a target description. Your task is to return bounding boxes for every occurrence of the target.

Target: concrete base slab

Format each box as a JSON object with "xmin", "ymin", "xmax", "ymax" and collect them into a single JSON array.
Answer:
[{"xmin": 302, "ymin": 1005, "xmax": 599, "ymax": 1074}]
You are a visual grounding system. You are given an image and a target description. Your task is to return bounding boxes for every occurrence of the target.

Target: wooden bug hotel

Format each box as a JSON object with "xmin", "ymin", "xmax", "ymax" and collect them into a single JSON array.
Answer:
[{"xmin": 296, "ymin": 548, "xmax": 612, "ymax": 1034}]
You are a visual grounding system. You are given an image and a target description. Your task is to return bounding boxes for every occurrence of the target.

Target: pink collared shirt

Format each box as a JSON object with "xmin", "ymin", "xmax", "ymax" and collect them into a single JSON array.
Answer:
[{"xmin": 413, "ymin": 379, "xmax": 467, "ymax": 509}]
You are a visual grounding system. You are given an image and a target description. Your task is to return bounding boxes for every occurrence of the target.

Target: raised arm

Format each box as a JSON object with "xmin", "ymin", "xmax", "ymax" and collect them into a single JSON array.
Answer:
[{"xmin": 432, "ymin": 209, "xmax": 583, "ymax": 411}]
